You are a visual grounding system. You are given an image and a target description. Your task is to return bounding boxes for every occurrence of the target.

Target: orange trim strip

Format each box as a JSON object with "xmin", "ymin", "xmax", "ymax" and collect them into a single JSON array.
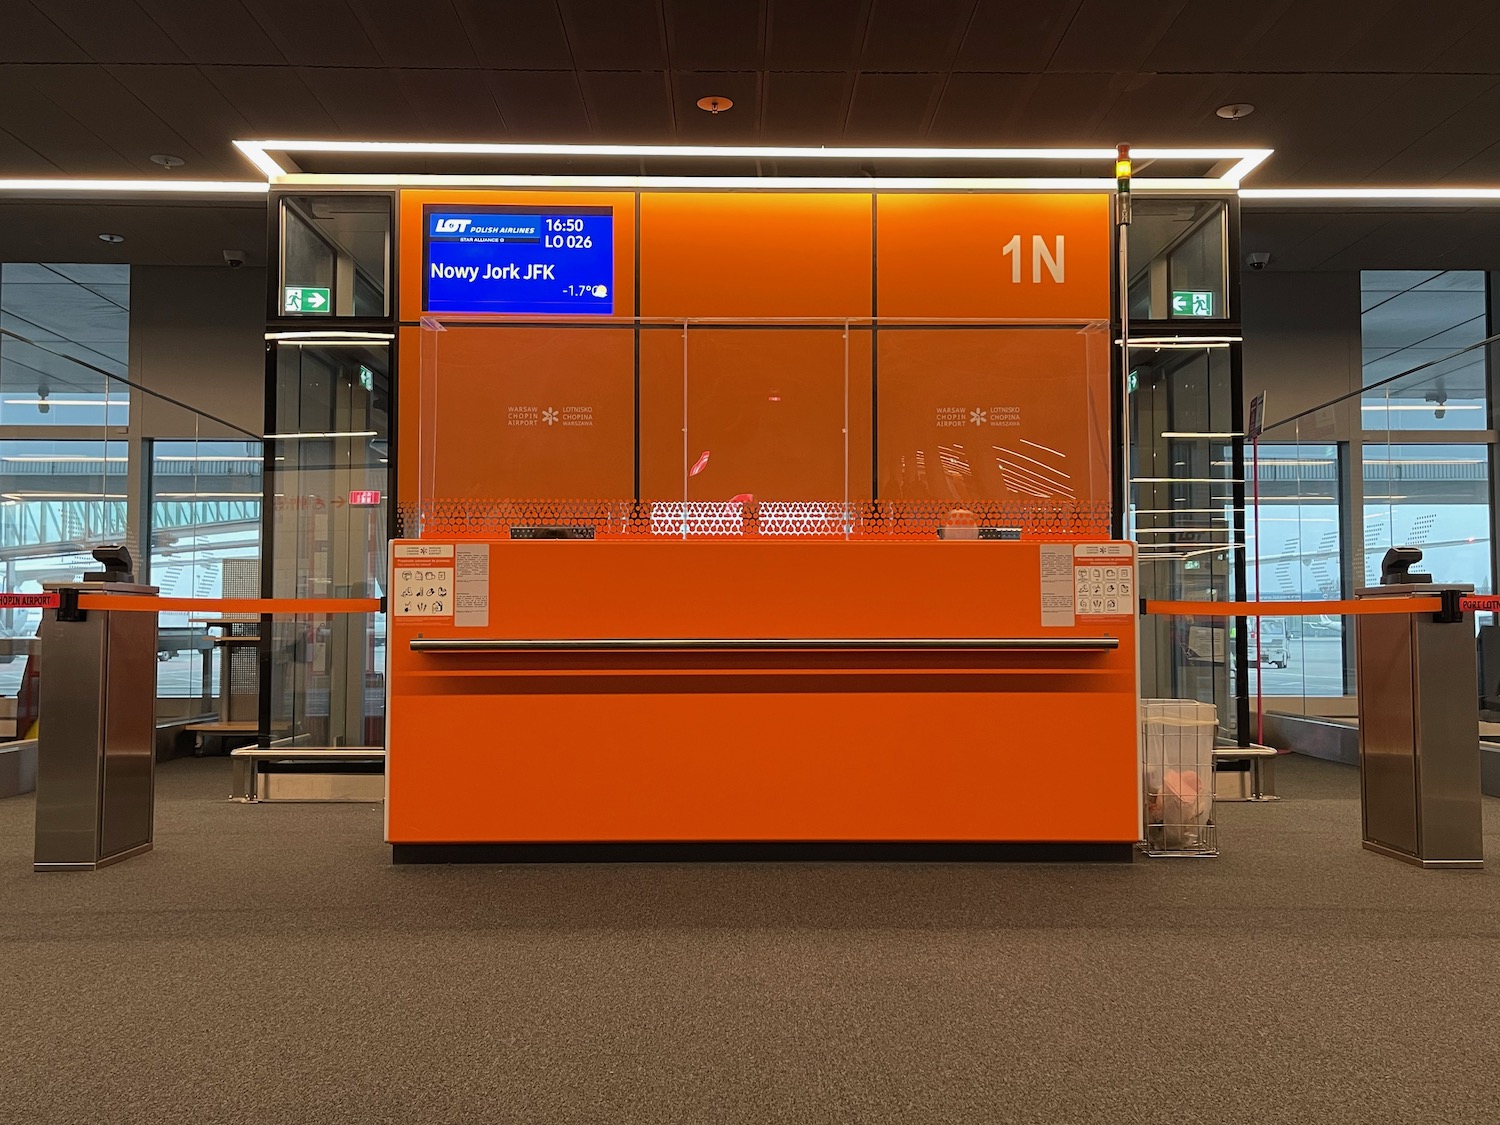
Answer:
[
  {"xmin": 1145, "ymin": 597, "xmax": 1442, "ymax": 617},
  {"xmin": 75, "ymin": 596, "xmax": 381, "ymax": 615}
]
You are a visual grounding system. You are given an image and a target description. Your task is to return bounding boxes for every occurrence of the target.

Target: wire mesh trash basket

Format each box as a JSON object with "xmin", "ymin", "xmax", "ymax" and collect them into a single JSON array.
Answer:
[{"xmin": 1141, "ymin": 699, "xmax": 1218, "ymax": 857}]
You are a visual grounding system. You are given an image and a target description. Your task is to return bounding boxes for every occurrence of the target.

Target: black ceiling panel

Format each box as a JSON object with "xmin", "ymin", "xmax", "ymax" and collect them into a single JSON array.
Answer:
[
  {"xmin": 1335, "ymin": 1, "xmax": 1496, "ymax": 73},
  {"xmin": 101, "ymin": 64, "xmax": 255, "ymax": 176},
  {"xmin": 766, "ymin": 0, "xmax": 871, "ymax": 70},
  {"xmin": 0, "ymin": 126, "xmax": 54, "ymax": 177},
  {"xmin": 1048, "ymin": 0, "xmax": 1186, "ymax": 73},
  {"xmin": 557, "ymin": 0, "xmax": 668, "ymax": 71},
  {"xmin": 452, "ymin": 0, "xmax": 574, "ymax": 69},
  {"xmin": 1007, "ymin": 72, "xmax": 1118, "ymax": 142},
  {"xmin": 859, "ymin": 0, "xmax": 972, "ymax": 71},
  {"xmin": 0, "ymin": 2, "xmax": 92, "ymax": 63},
  {"xmin": 198, "ymin": 65, "xmax": 342, "ymax": 136},
  {"xmin": 0, "ymin": 70, "xmax": 137, "ymax": 174},
  {"xmin": 1426, "ymin": 6, "xmax": 1500, "ymax": 72},
  {"xmin": 399, "ymin": 70, "xmax": 509, "ymax": 137},
  {"xmin": 297, "ymin": 66, "xmax": 425, "ymax": 136},
  {"xmin": 1143, "ymin": 1, "xmax": 1293, "ymax": 72},
  {"xmin": 142, "ymin": 0, "xmax": 288, "ymax": 65},
  {"xmin": 844, "ymin": 72, "xmax": 942, "ymax": 142},
  {"xmin": 486, "ymin": 71, "xmax": 592, "ymax": 140},
  {"xmin": 761, "ymin": 71, "xmax": 851, "ymax": 142},
  {"xmin": 953, "ymin": 0, "xmax": 1078, "ymax": 72},
  {"xmin": 578, "ymin": 70, "xmax": 675, "ymax": 141},
  {"xmin": 238, "ymin": 0, "xmax": 383, "ymax": 68},
  {"xmin": 927, "ymin": 72, "xmax": 1033, "ymax": 142},
  {"xmin": 666, "ymin": 0, "xmax": 765, "ymax": 71},
  {"xmin": 39, "ymin": 0, "xmax": 189, "ymax": 65},
  {"xmin": 346, "ymin": 0, "xmax": 476, "ymax": 68},
  {"xmin": 1238, "ymin": 0, "xmax": 1406, "ymax": 73}
]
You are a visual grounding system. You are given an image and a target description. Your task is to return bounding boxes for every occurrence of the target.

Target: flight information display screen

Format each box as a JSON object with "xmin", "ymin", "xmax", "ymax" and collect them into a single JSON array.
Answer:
[{"xmin": 424, "ymin": 206, "xmax": 614, "ymax": 315}]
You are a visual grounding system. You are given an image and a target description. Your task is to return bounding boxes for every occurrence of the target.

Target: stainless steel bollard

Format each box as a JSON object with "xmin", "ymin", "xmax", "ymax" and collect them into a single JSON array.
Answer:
[
  {"xmin": 33, "ymin": 581, "xmax": 159, "ymax": 871},
  {"xmin": 1355, "ymin": 581, "xmax": 1483, "ymax": 869}
]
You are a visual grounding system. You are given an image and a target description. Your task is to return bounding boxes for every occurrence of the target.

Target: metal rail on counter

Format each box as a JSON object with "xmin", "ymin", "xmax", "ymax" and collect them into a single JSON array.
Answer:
[{"xmin": 409, "ymin": 636, "xmax": 1120, "ymax": 653}]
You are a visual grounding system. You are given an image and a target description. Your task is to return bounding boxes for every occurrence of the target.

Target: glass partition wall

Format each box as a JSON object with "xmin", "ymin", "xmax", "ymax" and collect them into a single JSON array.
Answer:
[
  {"xmin": 1124, "ymin": 196, "xmax": 1249, "ymax": 742},
  {"xmin": 0, "ymin": 262, "xmax": 266, "ymax": 738},
  {"xmin": 263, "ymin": 189, "xmax": 394, "ymax": 749},
  {"xmin": 407, "ymin": 317, "xmax": 1113, "ymax": 540},
  {"xmin": 1255, "ymin": 319, "xmax": 1498, "ymax": 726}
]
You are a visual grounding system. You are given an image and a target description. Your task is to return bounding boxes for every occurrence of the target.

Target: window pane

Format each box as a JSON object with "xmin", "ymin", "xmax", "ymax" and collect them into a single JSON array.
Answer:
[
  {"xmin": 0, "ymin": 439, "xmax": 129, "ymax": 696},
  {"xmin": 1362, "ymin": 443, "xmax": 1491, "ymax": 592},
  {"xmin": 1360, "ymin": 270, "xmax": 1486, "ymax": 432},
  {"xmin": 1247, "ymin": 442, "xmax": 1346, "ymax": 698},
  {"xmin": 1126, "ymin": 199, "xmax": 1228, "ymax": 321},
  {"xmin": 0, "ymin": 263, "xmax": 130, "ymax": 426},
  {"xmin": 149, "ymin": 440, "xmax": 263, "ymax": 703}
]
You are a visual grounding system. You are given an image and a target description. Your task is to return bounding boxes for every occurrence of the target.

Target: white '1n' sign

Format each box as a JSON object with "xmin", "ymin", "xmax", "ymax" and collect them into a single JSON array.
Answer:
[{"xmin": 1000, "ymin": 235, "xmax": 1065, "ymax": 283}]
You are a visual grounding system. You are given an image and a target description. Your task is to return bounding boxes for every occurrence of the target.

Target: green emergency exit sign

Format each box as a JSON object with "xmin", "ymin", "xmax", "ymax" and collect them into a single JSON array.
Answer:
[
  {"xmin": 283, "ymin": 286, "xmax": 330, "ymax": 315},
  {"xmin": 1171, "ymin": 290, "xmax": 1214, "ymax": 317}
]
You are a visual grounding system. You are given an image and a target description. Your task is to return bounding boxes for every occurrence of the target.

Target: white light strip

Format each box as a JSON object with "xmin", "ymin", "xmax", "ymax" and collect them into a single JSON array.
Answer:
[
  {"xmin": 264, "ymin": 331, "xmax": 394, "ymax": 342},
  {"xmin": 1124, "ymin": 336, "xmax": 1243, "ymax": 347},
  {"xmin": 3, "ymin": 399, "xmax": 126, "ymax": 407},
  {"xmin": 155, "ymin": 491, "xmax": 260, "ymax": 499},
  {"xmin": 156, "ymin": 455, "xmax": 262, "ymax": 462},
  {"xmin": 1131, "ymin": 476, "xmax": 1241, "ymax": 483},
  {"xmin": 1161, "ymin": 431, "xmax": 1244, "ymax": 438},
  {"xmin": 1, "ymin": 455, "xmax": 126, "ymax": 463},
  {"xmin": 1242, "ymin": 187, "xmax": 1500, "ymax": 202},
  {"xmin": 0, "ymin": 178, "xmax": 267, "ymax": 196},
  {"xmin": 264, "ymin": 430, "xmax": 379, "ymax": 440},
  {"xmin": 4, "ymin": 491, "xmax": 126, "ymax": 499},
  {"xmin": 1360, "ymin": 403, "xmax": 1482, "ymax": 411},
  {"xmin": 236, "ymin": 138, "xmax": 1270, "ymax": 188}
]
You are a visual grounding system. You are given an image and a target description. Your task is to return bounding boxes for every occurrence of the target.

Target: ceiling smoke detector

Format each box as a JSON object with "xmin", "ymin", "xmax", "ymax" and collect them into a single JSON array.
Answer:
[
  {"xmin": 1215, "ymin": 104, "xmax": 1255, "ymax": 120},
  {"xmin": 97, "ymin": 233, "xmax": 125, "ymax": 243},
  {"xmin": 696, "ymin": 96, "xmax": 733, "ymax": 114},
  {"xmin": 150, "ymin": 153, "xmax": 186, "ymax": 168}
]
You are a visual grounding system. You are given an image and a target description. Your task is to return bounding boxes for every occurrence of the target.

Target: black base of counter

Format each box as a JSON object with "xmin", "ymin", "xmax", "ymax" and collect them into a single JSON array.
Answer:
[{"xmin": 391, "ymin": 841, "xmax": 1135, "ymax": 864}]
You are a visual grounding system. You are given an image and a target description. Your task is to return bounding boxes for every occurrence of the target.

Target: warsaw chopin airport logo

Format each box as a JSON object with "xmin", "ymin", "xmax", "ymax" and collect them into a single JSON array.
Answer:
[
  {"xmin": 936, "ymin": 405, "xmax": 1022, "ymax": 429},
  {"xmin": 508, "ymin": 405, "xmax": 594, "ymax": 428}
]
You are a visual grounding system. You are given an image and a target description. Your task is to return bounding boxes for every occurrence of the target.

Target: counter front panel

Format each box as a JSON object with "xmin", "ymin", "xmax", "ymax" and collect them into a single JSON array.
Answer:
[{"xmin": 386, "ymin": 538, "xmax": 1139, "ymax": 848}]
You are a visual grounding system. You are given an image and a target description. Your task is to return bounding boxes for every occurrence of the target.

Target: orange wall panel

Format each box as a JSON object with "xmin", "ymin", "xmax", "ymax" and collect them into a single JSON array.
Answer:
[
  {"xmin": 639, "ymin": 192, "xmax": 873, "ymax": 319},
  {"xmin": 876, "ymin": 193, "xmax": 1110, "ymax": 320}
]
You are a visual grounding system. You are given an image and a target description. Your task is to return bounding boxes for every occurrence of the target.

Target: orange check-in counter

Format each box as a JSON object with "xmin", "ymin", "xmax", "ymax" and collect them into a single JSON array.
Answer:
[{"xmin": 385, "ymin": 536, "xmax": 1140, "ymax": 860}]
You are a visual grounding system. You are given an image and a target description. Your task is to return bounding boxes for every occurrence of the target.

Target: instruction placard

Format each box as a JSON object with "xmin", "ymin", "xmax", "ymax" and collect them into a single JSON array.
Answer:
[
  {"xmin": 393, "ymin": 543, "xmax": 454, "ymax": 618},
  {"xmin": 454, "ymin": 543, "xmax": 490, "ymax": 628},
  {"xmin": 1074, "ymin": 543, "xmax": 1134, "ymax": 617},
  {"xmin": 1039, "ymin": 543, "xmax": 1075, "ymax": 627}
]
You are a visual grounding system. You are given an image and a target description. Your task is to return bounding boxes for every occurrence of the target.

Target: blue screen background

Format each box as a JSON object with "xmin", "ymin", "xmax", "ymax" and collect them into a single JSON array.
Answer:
[{"xmin": 425, "ymin": 209, "xmax": 615, "ymax": 315}]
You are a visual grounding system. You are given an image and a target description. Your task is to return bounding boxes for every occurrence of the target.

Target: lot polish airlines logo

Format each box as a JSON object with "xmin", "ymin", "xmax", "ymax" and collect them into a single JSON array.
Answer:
[{"xmin": 432, "ymin": 217, "xmax": 471, "ymax": 233}]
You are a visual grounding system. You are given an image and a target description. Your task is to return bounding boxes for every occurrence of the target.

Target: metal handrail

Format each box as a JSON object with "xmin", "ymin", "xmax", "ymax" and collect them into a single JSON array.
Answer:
[{"xmin": 409, "ymin": 636, "xmax": 1119, "ymax": 653}]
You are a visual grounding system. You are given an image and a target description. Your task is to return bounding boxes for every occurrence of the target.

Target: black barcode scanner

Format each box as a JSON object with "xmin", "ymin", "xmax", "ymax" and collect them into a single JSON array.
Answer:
[{"xmin": 1380, "ymin": 546, "xmax": 1431, "ymax": 586}]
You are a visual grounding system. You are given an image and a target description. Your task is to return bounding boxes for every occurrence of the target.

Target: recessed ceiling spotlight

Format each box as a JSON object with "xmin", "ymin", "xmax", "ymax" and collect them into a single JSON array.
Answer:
[
  {"xmin": 696, "ymin": 96, "xmax": 733, "ymax": 114},
  {"xmin": 97, "ymin": 233, "xmax": 124, "ymax": 243},
  {"xmin": 1215, "ymin": 104, "xmax": 1254, "ymax": 120},
  {"xmin": 150, "ymin": 153, "xmax": 186, "ymax": 168}
]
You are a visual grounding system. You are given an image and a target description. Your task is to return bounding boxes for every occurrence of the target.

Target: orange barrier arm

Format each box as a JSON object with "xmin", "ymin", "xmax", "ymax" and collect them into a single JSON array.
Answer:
[
  {"xmin": 75, "ymin": 596, "xmax": 381, "ymax": 615},
  {"xmin": 1145, "ymin": 597, "xmax": 1442, "ymax": 617}
]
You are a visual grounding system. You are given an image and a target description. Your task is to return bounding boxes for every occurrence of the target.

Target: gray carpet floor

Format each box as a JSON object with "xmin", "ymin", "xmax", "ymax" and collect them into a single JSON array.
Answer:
[{"xmin": 1, "ymin": 754, "xmax": 1497, "ymax": 1125}]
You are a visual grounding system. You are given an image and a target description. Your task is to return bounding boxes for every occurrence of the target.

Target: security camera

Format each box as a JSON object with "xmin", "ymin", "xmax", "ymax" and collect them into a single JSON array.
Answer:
[
  {"xmin": 223, "ymin": 249, "xmax": 247, "ymax": 268},
  {"xmin": 1246, "ymin": 252, "xmax": 1271, "ymax": 271},
  {"xmin": 36, "ymin": 386, "xmax": 49, "ymax": 415}
]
